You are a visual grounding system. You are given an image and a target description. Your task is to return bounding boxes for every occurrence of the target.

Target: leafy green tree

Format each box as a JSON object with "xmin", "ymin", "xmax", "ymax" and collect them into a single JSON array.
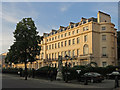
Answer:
[{"xmin": 6, "ymin": 18, "xmax": 41, "ymax": 80}]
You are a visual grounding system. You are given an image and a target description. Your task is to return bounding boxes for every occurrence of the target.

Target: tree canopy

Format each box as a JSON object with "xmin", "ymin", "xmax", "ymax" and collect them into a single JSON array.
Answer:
[{"xmin": 5, "ymin": 17, "xmax": 41, "ymax": 66}]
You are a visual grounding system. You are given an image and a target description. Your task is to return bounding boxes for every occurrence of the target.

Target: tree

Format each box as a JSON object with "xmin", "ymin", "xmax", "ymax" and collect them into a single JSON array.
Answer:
[{"xmin": 6, "ymin": 18, "xmax": 41, "ymax": 80}]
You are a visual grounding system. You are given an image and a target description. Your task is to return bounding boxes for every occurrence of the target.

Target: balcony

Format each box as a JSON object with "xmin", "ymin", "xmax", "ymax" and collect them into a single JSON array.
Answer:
[{"xmin": 101, "ymin": 54, "xmax": 108, "ymax": 58}]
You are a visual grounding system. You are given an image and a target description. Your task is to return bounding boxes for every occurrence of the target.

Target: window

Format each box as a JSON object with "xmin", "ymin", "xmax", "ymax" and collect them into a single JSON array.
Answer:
[
  {"xmin": 58, "ymin": 52, "xmax": 60, "ymax": 57},
  {"xmin": 102, "ymin": 26, "xmax": 106, "ymax": 30},
  {"xmin": 49, "ymin": 54, "xmax": 51, "ymax": 59},
  {"xmin": 73, "ymin": 39, "xmax": 75, "ymax": 44},
  {"xmin": 83, "ymin": 27, "xmax": 86, "ymax": 31},
  {"xmin": 61, "ymin": 34, "xmax": 63, "ymax": 38},
  {"xmin": 65, "ymin": 33, "xmax": 67, "ymax": 37},
  {"xmin": 52, "ymin": 37, "xmax": 54, "ymax": 40},
  {"xmin": 68, "ymin": 50, "xmax": 71, "ymax": 57},
  {"xmin": 52, "ymin": 53, "xmax": 54, "ymax": 59},
  {"xmin": 86, "ymin": 26, "xmax": 88, "ymax": 30},
  {"xmin": 69, "ymin": 32, "xmax": 71, "ymax": 36},
  {"xmin": 49, "ymin": 45, "xmax": 51, "ymax": 50},
  {"xmin": 77, "ymin": 37, "xmax": 80, "ymax": 44},
  {"xmin": 77, "ymin": 49, "xmax": 79, "ymax": 56},
  {"xmin": 102, "ymin": 47, "xmax": 107, "ymax": 56},
  {"xmin": 83, "ymin": 44, "xmax": 89, "ymax": 55},
  {"xmin": 55, "ymin": 36, "xmax": 57, "ymax": 40},
  {"xmin": 52, "ymin": 44, "xmax": 54, "ymax": 49},
  {"xmin": 55, "ymin": 53, "xmax": 56, "ymax": 59},
  {"xmin": 58, "ymin": 35, "xmax": 60, "ymax": 39},
  {"xmin": 46, "ymin": 46, "xmax": 48, "ymax": 50},
  {"xmin": 69, "ymin": 40, "xmax": 71, "ymax": 45},
  {"xmin": 49, "ymin": 38, "xmax": 51, "ymax": 41},
  {"xmin": 55, "ymin": 43, "xmax": 57, "ymax": 48},
  {"xmin": 83, "ymin": 26, "xmax": 88, "ymax": 31},
  {"xmin": 72, "ymin": 50, "xmax": 75, "ymax": 57},
  {"xmin": 84, "ymin": 35, "xmax": 87, "ymax": 42},
  {"xmin": 58, "ymin": 42, "xmax": 60, "ymax": 48},
  {"xmin": 65, "ymin": 41, "xmax": 67, "ymax": 46},
  {"xmin": 61, "ymin": 51, "xmax": 63, "ymax": 56},
  {"xmin": 77, "ymin": 29, "xmax": 79, "ymax": 33},
  {"xmin": 72, "ymin": 31, "xmax": 75, "ymax": 35},
  {"xmin": 102, "ymin": 35, "xmax": 106, "ymax": 40},
  {"xmin": 102, "ymin": 62, "xmax": 107, "ymax": 67},
  {"xmin": 61, "ymin": 42, "xmax": 63, "ymax": 47},
  {"xmin": 65, "ymin": 51, "xmax": 67, "ymax": 56},
  {"xmin": 47, "ymin": 39, "xmax": 48, "ymax": 42},
  {"xmin": 46, "ymin": 54, "xmax": 48, "ymax": 59}
]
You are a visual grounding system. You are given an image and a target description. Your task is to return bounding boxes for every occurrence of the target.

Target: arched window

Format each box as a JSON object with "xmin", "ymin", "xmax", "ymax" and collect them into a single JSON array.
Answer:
[{"xmin": 83, "ymin": 44, "xmax": 89, "ymax": 55}]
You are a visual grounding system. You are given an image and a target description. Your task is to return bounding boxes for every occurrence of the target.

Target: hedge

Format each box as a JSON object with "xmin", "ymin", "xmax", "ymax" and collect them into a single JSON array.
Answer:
[
  {"xmin": 2, "ymin": 68, "xmax": 19, "ymax": 74},
  {"xmin": 2, "ymin": 65, "xmax": 120, "ymax": 80}
]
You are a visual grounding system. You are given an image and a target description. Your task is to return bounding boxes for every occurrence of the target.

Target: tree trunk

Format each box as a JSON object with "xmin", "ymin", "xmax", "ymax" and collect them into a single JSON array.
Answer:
[{"xmin": 25, "ymin": 62, "xmax": 27, "ymax": 80}]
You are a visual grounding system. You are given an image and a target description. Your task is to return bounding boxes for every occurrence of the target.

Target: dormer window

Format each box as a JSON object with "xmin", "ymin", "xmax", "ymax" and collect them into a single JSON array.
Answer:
[
  {"xmin": 75, "ymin": 23, "xmax": 78, "ymax": 27},
  {"xmin": 64, "ymin": 28, "xmax": 67, "ymax": 31},
  {"xmin": 83, "ymin": 21, "xmax": 86, "ymax": 24},
  {"xmin": 71, "ymin": 25, "xmax": 74, "ymax": 28},
  {"xmin": 52, "ymin": 32, "xmax": 54, "ymax": 35},
  {"xmin": 88, "ymin": 19, "xmax": 91, "ymax": 22},
  {"xmin": 55, "ymin": 31, "xmax": 57, "ymax": 34},
  {"xmin": 60, "ymin": 29, "xmax": 63, "ymax": 32}
]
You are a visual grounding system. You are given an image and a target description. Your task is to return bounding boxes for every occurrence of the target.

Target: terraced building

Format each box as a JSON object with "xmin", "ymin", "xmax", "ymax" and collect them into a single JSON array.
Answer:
[{"xmin": 14, "ymin": 11, "xmax": 118, "ymax": 69}]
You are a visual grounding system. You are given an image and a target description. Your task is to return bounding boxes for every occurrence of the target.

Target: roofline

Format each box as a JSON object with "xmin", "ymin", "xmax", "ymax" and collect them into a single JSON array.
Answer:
[{"xmin": 98, "ymin": 11, "xmax": 110, "ymax": 17}]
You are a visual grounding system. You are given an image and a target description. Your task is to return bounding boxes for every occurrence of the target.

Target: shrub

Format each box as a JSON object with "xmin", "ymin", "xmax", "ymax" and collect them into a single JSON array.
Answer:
[
  {"xmin": 2, "ymin": 68, "xmax": 19, "ymax": 74},
  {"xmin": 35, "ymin": 66, "xmax": 57, "ymax": 78}
]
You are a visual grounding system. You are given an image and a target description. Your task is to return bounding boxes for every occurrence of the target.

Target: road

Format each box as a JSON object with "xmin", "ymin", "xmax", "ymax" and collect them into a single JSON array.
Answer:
[{"xmin": 2, "ymin": 74, "xmax": 120, "ymax": 90}]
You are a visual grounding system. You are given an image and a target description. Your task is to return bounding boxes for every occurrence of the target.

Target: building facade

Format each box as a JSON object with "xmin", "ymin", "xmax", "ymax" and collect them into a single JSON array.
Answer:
[{"xmin": 12, "ymin": 11, "xmax": 118, "ymax": 69}]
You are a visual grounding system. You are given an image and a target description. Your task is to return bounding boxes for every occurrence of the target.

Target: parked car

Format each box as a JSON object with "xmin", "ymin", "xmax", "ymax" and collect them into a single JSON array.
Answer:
[
  {"xmin": 80, "ymin": 72, "xmax": 104, "ymax": 83},
  {"xmin": 106, "ymin": 71, "xmax": 120, "ymax": 79}
]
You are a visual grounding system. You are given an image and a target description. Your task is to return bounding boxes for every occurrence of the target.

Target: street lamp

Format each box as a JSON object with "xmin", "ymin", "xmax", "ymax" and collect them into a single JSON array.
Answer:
[
  {"xmin": 65, "ymin": 55, "xmax": 69, "ymax": 67},
  {"xmin": 64, "ymin": 54, "xmax": 70, "ymax": 83}
]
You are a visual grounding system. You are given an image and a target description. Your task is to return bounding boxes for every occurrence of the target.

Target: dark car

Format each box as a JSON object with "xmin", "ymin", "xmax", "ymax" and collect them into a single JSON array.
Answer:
[
  {"xmin": 106, "ymin": 71, "xmax": 120, "ymax": 79},
  {"xmin": 80, "ymin": 72, "xmax": 104, "ymax": 83}
]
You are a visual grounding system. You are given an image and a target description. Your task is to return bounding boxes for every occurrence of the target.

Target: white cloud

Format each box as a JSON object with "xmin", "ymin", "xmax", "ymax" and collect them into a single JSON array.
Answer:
[
  {"xmin": 60, "ymin": 3, "xmax": 72, "ymax": 12},
  {"xmin": 60, "ymin": 6, "xmax": 68, "ymax": 12},
  {"xmin": 2, "ymin": 14, "xmax": 19, "ymax": 23}
]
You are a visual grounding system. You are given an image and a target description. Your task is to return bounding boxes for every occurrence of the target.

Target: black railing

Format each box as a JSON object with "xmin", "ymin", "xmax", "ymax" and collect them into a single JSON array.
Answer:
[{"xmin": 101, "ymin": 54, "xmax": 108, "ymax": 58}]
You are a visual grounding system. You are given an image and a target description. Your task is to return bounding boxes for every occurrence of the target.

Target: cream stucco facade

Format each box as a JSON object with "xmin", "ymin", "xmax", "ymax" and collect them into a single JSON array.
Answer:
[{"xmin": 12, "ymin": 11, "xmax": 118, "ymax": 69}]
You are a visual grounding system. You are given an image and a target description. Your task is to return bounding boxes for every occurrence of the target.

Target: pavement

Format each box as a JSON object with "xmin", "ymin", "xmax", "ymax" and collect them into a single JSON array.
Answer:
[{"xmin": 1, "ymin": 73, "xmax": 120, "ymax": 90}]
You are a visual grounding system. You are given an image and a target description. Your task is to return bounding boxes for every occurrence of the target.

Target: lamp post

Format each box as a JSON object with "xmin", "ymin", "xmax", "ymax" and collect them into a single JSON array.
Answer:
[
  {"xmin": 65, "ymin": 55, "xmax": 69, "ymax": 67},
  {"xmin": 65, "ymin": 55, "xmax": 69, "ymax": 83}
]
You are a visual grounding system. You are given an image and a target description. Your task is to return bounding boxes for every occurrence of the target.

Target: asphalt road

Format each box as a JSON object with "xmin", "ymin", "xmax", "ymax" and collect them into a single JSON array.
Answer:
[{"xmin": 2, "ymin": 74, "xmax": 120, "ymax": 89}]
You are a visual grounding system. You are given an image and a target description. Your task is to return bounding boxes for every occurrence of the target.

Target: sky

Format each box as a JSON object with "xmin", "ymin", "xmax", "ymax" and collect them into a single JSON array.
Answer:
[{"xmin": 1, "ymin": 2, "xmax": 119, "ymax": 54}]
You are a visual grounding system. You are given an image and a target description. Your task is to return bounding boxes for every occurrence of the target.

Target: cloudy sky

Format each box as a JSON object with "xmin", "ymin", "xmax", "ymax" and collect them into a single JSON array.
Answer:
[{"xmin": 1, "ymin": 2, "xmax": 119, "ymax": 54}]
